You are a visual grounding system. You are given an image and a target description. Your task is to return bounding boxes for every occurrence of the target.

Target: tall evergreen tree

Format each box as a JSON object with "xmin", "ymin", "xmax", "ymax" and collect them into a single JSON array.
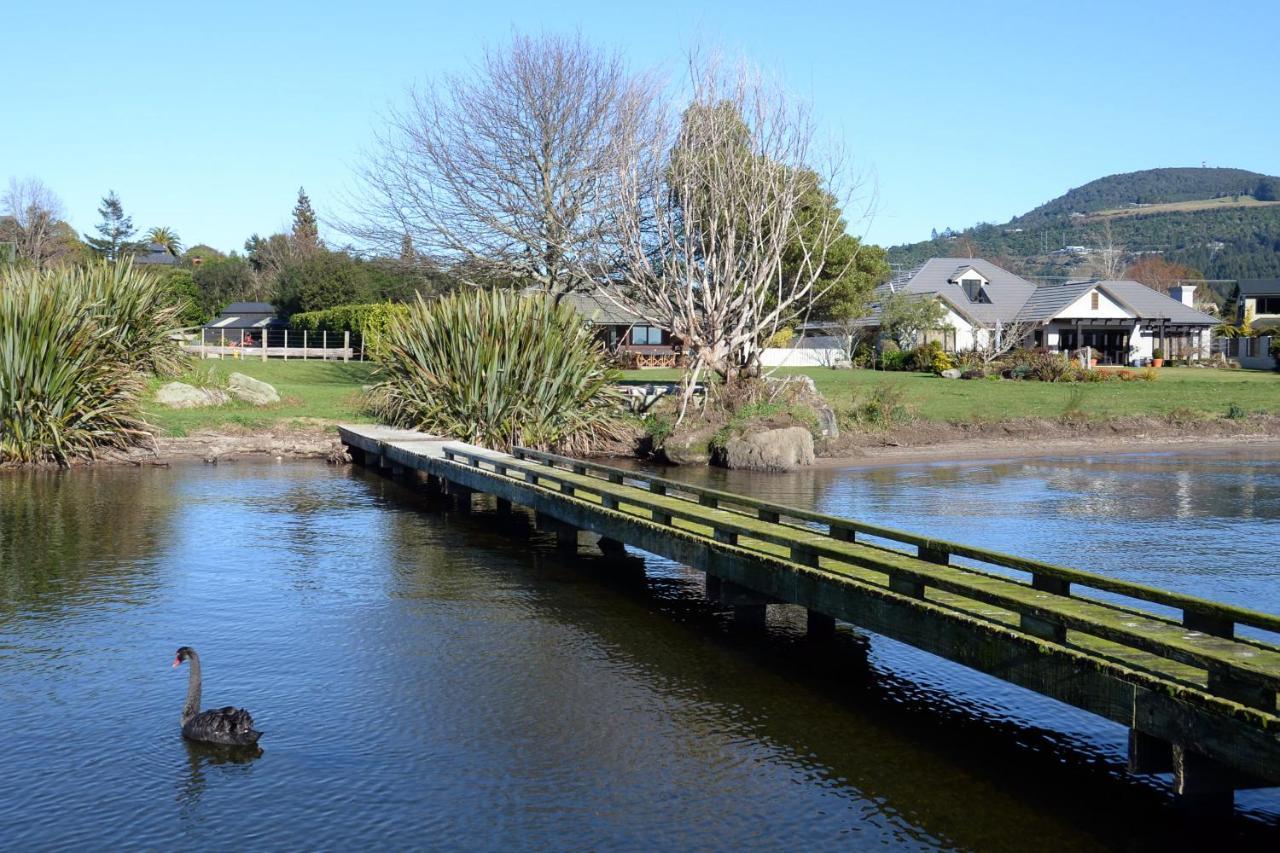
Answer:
[
  {"xmin": 84, "ymin": 191, "xmax": 137, "ymax": 261},
  {"xmin": 291, "ymin": 187, "xmax": 320, "ymax": 252}
]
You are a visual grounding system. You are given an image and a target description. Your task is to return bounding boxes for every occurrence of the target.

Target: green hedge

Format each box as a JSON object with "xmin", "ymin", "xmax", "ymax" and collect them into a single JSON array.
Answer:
[{"xmin": 289, "ymin": 302, "xmax": 410, "ymax": 358}]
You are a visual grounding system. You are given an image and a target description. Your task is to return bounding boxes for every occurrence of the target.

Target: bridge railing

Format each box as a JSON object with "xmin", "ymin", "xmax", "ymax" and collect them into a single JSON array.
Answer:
[
  {"xmin": 503, "ymin": 447, "xmax": 1280, "ymax": 646},
  {"xmin": 436, "ymin": 443, "xmax": 1280, "ymax": 711}
]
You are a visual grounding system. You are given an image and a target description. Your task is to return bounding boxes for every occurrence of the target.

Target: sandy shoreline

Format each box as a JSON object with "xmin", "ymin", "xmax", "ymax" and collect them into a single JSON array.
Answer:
[
  {"xmin": 813, "ymin": 432, "xmax": 1280, "ymax": 470},
  {"xmin": 8, "ymin": 418, "xmax": 1280, "ymax": 471}
]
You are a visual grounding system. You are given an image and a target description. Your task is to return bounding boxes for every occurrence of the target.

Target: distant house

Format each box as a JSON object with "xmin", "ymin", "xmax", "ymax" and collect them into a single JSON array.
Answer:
[
  {"xmin": 561, "ymin": 290, "xmax": 682, "ymax": 368},
  {"xmin": 810, "ymin": 258, "xmax": 1217, "ymax": 365},
  {"xmin": 202, "ymin": 302, "xmax": 284, "ymax": 345},
  {"xmin": 1238, "ymin": 279, "xmax": 1280, "ymax": 330},
  {"xmin": 134, "ymin": 242, "xmax": 178, "ymax": 266}
]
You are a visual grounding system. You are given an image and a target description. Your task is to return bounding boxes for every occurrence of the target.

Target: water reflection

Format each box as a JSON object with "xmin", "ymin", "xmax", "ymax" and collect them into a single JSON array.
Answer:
[
  {"xmin": 178, "ymin": 741, "xmax": 262, "ymax": 815},
  {"xmin": 0, "ymin": 459, "xmax": 1277, "ymax": 849}
]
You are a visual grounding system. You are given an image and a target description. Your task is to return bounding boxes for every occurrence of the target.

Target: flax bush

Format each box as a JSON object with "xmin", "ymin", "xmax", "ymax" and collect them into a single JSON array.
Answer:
[
  {"xmin": 0, "ymin": 262, "xmax": 184, "ymax": 464},
  {"xmin": 369, "ymin": 289, "xmax": 624, "ymax": 452}
]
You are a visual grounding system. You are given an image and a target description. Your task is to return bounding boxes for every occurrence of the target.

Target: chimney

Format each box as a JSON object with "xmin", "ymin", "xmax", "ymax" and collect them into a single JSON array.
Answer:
[{"xmin": 1169, "ymin": 284, "xmax": 1196, "ymax": 307}]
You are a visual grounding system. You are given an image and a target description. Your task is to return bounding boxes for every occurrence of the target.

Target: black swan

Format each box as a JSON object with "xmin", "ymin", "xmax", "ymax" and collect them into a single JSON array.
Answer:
[{"xmin": 172, "ymin": 647, "xmax": 262, "ymax": 746}]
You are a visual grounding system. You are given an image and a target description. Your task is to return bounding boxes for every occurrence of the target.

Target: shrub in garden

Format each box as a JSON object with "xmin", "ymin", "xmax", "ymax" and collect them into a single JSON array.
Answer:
[
  {"xmin": 0, "ymin": 262, "xmax": 183, "ymax": 464},
  {"xmin": 290, "ymin": 302, "xmax": 411, "ymax": 359},
  {"xmin": 1029, "ymin": 351, "xmax": 1071, "ymax": 382},
  {"xmin": 908, "ymin": 341, "xmax": 954, "ymax": 374},
  {"xmin": 369, "ymin": 289, "xmax": 624, "ymax": 452},
  {"xmin": 880, "ymin": 348, "xmax": 910, "ymax": 371}
]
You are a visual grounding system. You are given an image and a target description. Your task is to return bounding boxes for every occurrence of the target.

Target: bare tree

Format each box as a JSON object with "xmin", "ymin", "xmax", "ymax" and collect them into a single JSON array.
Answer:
[
  {"xmin": 610, "ymin": 55, "xmax": 861, "ymax": 414},
  {"xmin": 3, "ymin": 177, "xmax": 66, "ymax": 268},
  {"xmin": 1088, "ymin": 219, "xmax": 1126, "ymax": 280},
  {"xmin": 967, "ymin": 318, "xmax": 1039, "ymax": 366},
  {"xmin": 348, "ymin": 32, "xmax": 656, "ymax": 298}
]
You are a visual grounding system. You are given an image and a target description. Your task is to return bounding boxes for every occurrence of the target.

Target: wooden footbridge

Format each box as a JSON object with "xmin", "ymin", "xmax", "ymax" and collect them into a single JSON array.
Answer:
[{"xmin": 339, "ymin": 424, "xmax": 1280, "ymax": 811}]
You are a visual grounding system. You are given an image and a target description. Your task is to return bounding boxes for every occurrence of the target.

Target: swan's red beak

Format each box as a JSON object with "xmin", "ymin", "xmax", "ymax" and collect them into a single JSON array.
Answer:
[{"xmin": 172, "ymin": 657, "xmax": 181, "ymax": 668}]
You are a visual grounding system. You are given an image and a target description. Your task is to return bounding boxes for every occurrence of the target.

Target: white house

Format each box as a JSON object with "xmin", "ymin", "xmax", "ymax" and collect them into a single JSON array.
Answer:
[{"xmin": 812, "ymin": 258, "xmax": 1218, "ymax": 365}]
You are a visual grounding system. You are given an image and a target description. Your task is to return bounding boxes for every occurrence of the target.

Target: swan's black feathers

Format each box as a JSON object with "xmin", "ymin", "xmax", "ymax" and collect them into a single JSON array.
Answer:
[{"xmin": 182, "ymin": 706, "xmax": 262, "ymax": 746}]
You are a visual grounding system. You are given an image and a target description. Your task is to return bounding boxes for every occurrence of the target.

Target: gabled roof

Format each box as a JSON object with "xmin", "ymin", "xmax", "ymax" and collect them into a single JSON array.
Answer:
[
  {"xmin": 561, "ymin": 289, "xmax": 651, "ymax": 326},
  {"xmin": 135, "ymin": 242, "xmax": 178, "ymax": 265},
  {"xmin": 1092, "ymin": 281, "xmax": 1218, "ymax": 325},
  {"xmin": 1240, "ymin": 279, "xmax": 1280, "ymax": 297},
  {"xmin": 876, "ymin": 258, "xmax": 1038, "ymax": 325},
  {"xmin": 1016, "ymin": 280, "xmax": 1217, "ymax": 325},
  {"xmin": 1015, "ymin": 282, "xmax": 1099, "ymax": 322},
  {"xmin": 220, "ymin": 302, "xmax": 277, "ymax": 314}
]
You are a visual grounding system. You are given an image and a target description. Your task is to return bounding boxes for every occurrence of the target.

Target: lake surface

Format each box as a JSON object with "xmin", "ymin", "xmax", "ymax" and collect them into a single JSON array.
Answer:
[{"xmin": 1, "ymin": 452, "xmax": 1278, "ymax": 850}]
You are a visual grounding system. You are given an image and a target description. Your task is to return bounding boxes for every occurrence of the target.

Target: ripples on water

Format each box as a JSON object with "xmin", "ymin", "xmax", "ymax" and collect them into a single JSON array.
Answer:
[{"xmin": 0, "ymin": 454, "xmax": 1277, "ymax": 850}]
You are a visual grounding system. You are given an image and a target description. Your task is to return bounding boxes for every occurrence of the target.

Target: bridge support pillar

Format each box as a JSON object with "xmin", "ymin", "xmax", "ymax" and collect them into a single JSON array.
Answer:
[
  {"xmin": 495, "ymin": 497, "xmax": 512, "ymax": 515},
  {"xmin": 597, "ymin": 536, "xmax": 626, "ymax": 556},
  {"xmin": 1127, "ymin": 729, "xmax": 1173, "ymax": 774},
  {"xmin": 536, "ymin": 512, "xmax": 579, "ymax": 554},
  {"xmin": 807, "ymin": 610, "xmax": 837, "ymax": 640},
  {"xmin": 390, "ymin": 462, "xmax": 405, "ymax": 479},
  {"xmin": 449, "ymin": 483, "xmax": 474, "ymax": 513},
  {"xmin": 705, "ymin": 573, "xmax": 722, "ymax": 599},
  {"xmin": 734, "ymin": 604, "xmax": 768, "ymax": 631},
  {"xmin": 719, "ymin": 580, "xmax": 772, "ymax": 631},
  {"xmin": 1172, "ymin": 746, "xmax": 1235, "ymax": 816}
]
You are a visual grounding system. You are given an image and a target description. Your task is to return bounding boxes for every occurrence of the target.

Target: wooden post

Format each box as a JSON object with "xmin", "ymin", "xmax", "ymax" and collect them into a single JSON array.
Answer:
[
  {"xmin": 323, "ymin": 330, "xmax": 328, "ymax": 361},
  {"xmin": 262, "ymin": 328, "xmax": 268, "ymax": 361},
  {"xmin": 220, "ymin": 328, "xmax": 225, "ymax": 359},
  {"xmin": 200, "ymin": 332, "xmax": 206, "ymax": 359},
  {"xmin": 807, "ymin": 610, "xmax": 837, "ymax": 640},
  {"xmin": 344, "ymin": 331, "xmax": 350, "ymax": 363},
  {"xmin": 303, "ymin": 330, "xmax": 308, "ymax": 360},
  {"xmin": 284, "ymin": 329, "xmax": 289, "ymax": 360}
]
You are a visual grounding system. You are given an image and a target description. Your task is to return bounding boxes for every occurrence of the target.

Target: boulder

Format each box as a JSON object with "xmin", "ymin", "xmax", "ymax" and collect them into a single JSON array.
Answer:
[
  {"xmin": 940, "ymin": 368, "xmax": 963, "ymax": 379},
  {"xmin": 722, "ymin": 426, "xmax": 815, "ymax": 471},
  {"xmin": 155, "ymin": 382, "xmax": 229, "ymax": 409},
  {"xmin": 227, "ymin": 372, "xmax": 280, "ymax": 405},
  {"xmin": 659, "ymin": 423, "xmax": 717, "ymax": 466}
]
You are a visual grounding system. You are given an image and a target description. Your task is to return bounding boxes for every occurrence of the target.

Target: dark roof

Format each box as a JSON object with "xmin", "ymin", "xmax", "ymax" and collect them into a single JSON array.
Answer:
[
  {"xmin": 560, "ymin": 290, "xmax": 652, "ymax": 326},
  {"xmin": 875, "ymin": 257, "xmax": 1038, "ymax": 325},
  {"xmin": 1017, "ymin": 280, "xmax": 1217, "ymax": 325},
  {"xmin": 1240, "ymin": 279, "xmax": 1280, "ymax": 297},
  {"xmin": 135, "ymin": 242, "xmax": 178, "ymax": 265},
  {"xmin": 221, "ymin": 302, "xmax": 277, "ymax": 314}
]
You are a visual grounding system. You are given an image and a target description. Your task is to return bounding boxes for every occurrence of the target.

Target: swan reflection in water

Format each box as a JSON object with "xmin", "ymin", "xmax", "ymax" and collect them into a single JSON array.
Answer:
[{"xmin": 177, "ymin": 740, "xmax": 263, "ymax": 813}]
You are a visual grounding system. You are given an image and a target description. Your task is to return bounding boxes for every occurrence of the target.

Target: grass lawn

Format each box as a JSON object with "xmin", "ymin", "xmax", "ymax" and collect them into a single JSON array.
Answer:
[
  {"xmin": 143, "ymin": 359, "xmax": 379, "ymax": 436},
  {"xmin": 618, "ymin": 366, "xmax": 1280, "ymax": 423}
]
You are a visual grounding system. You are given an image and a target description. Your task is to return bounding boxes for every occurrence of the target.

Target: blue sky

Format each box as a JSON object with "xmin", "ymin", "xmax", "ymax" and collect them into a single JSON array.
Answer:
[{"xmin": 3, "ymin": 0, "xmax": 1277, "ymax": 253}]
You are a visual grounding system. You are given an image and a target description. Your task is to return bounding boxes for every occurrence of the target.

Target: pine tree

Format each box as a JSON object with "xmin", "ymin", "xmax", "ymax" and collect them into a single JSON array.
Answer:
[
  {"xmin": 291, "ymin": 187, "xmax": 320, "ymax": 252},
  {"xmin": 84, "ymin": 191, "xmax": 137, "ymax": 261}
]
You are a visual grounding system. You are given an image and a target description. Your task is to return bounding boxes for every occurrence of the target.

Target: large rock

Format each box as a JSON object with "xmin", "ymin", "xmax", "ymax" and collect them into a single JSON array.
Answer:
[
  {"xmin": 659, "ymin": 423, "xmax": 717, "ymax": 465},
  {"xmin": 155, "ymin": 382, "xmax": 229, "ymax": 409},
  {"xmin": 940, "ymin": 368, "xmax": 963, "ymax": 379},
  {"xmin": 722, "ymin": 426, "xmax": 815, "ymax": 471},
  {"xmin": 227, "ymin": 372, "xmax": 280, "ymax": 405}
]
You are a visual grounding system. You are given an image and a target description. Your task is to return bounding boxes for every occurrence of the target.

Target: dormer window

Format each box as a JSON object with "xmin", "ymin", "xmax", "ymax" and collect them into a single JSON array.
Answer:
[
  {"xmin": 960, "ymin": 277, "xmax": 991, "ymax": 303},
  {"xmin": 951, "ymin": 266, "xmax": 991, "ymax": 303}
]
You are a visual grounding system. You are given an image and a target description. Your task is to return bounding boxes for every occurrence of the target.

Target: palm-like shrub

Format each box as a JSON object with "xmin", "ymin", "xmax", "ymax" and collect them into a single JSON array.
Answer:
[
  {"xmin": 0, "ymin": 262, "xmax": 184, "ymax": 464},
  {"xmin": 370, "ymin": 289, "xmax": 624, "ymax": 452}
]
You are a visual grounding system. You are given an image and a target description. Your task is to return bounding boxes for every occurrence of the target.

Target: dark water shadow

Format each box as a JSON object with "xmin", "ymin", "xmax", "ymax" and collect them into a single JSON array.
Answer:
[{"xmin": 177, "ymin": 740, "xmax": 263, "ymax": 814}]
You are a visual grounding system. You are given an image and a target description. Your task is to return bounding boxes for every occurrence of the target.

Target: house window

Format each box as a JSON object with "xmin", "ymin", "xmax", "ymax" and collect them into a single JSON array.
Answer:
[
  {"xmin": 631, "ymin": 325, "xmax": 663, "ymax": 345},
  {"xmin": 1257, "ymin": 296, "xmax": 1280, "ymax": 315},
  {"xmin": 1090, "ymin": 291, "xmax": 1100, "ymax": 310}
]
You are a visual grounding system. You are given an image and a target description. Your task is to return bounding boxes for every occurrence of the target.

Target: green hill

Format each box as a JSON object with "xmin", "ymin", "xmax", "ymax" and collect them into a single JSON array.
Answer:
[
  {"xmin": 889, "ymin": 167, "xmax": 1280, "ymax": 284},
  {"xmin": 1015, "ymin": 167, "xmax": 1278, "ymax": 226}
]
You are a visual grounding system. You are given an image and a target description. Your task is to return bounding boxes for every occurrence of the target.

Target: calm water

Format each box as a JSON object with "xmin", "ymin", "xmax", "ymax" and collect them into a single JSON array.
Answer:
[{"xmin": 1, "ymin": 452, "xmax": 1278, "ymax": 850}]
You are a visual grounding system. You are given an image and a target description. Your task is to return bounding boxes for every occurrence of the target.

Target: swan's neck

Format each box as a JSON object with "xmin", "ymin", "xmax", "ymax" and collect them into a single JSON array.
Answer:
[{"xmin": 182, "ymin": 653, "xmax": 202, "ymax": 725}]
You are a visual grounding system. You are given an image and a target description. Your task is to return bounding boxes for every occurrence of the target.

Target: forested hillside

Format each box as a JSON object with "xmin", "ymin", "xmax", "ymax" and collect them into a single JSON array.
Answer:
[
  {"xmin": 1015, "ymin": 167, "xmax": 1278, "ymax": 225},
  {"xmin": 889, "ymin": 168, "xmax": 1280, "ymax": 284}
]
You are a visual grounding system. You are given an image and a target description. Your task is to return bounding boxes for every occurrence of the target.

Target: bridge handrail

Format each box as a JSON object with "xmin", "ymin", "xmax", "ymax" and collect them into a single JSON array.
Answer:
[
  {"xmin": 441, "ymin": 444, "xmax": 1280, "ymax": 698},
  {"xmin": 509, "ymin": 446, "xmax": 1280, "ymax": 641}
]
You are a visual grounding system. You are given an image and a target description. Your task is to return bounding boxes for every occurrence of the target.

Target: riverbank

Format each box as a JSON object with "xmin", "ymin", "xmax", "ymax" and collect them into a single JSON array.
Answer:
[
  {"xmin": 76, "ymin": 413, "xmax": 1280, "ymax": 471},
  {"xmin": 814, "ymin": 417, "xmax": 1280, "ymax": 469}
]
